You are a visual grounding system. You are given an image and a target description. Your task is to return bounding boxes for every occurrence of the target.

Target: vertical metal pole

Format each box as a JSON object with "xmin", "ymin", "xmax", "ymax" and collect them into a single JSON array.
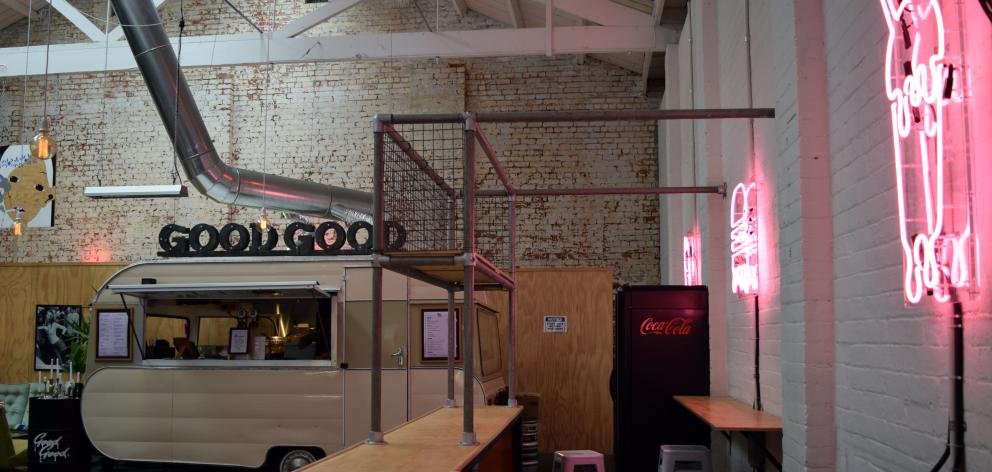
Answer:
[
  {"xmin": 446, "ymin": 288, "xmax": 456, "ymax": 407},
  {"xmin": 507, "ymin": 194, "xmax": 518, "ymax": 408},
  {"xmin": 460, "ymin": 114, "xmax": 479, "ymax": 446},
  {"xmin": 367, "ymin": 120, "xmax": 386, "ymax": 445}
]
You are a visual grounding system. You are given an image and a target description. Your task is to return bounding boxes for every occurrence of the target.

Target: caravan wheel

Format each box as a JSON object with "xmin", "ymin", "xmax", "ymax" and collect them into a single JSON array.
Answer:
[{"xmin": 278, "ymin": 449, "xmax": 318, "ymax": 472}]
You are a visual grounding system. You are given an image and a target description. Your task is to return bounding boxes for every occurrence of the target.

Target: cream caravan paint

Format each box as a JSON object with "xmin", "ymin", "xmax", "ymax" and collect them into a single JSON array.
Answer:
[{"xmin": 82, "ymin": 257, "xmax": 499, "ymax": 469}]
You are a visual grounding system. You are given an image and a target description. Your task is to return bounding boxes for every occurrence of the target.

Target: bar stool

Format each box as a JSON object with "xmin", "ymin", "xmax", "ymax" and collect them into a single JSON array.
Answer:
[
  {"xmin": 658, "ymin": 445, "xmax": 711, "ymax": 472},
  {"xmin": 552, "ymin": 450, "xmax": 605, "ymax": 472}
]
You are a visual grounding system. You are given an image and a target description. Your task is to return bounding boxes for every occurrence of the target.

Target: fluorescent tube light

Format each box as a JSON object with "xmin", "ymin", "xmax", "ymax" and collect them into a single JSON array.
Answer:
[{"xmin": 84, "ymin": 185, "xmax": 189, "ymax": 199}]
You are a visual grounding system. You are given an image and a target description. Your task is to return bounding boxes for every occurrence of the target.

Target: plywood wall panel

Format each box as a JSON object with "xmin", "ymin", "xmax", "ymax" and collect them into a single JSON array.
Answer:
[
  {"xmin": 0, "ymin": 263, "xmax": 126, "ymax": 383},
  {"xmin": 514, "ymin": 268, "xmax": 614, "ymax": 454}
]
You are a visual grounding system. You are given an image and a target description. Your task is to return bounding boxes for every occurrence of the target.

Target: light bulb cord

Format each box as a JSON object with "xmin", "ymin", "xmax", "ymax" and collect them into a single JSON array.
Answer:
[
  {"xmin": 41, "ymin": 0, "xmax": 51, "ymax": 125},
  {"xmin": 170, "ymin": 0, "xmax": 186, "ymax": 186},
  {"xmin": 260, "ymin": 0, "xmax": 276, "ymax": 212}
]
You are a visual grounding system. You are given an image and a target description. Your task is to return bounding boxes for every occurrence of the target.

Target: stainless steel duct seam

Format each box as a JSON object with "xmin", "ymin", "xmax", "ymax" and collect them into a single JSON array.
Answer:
[{"xmin": 110, "ymin": 0, "xmax": 372, "ymax": 222}]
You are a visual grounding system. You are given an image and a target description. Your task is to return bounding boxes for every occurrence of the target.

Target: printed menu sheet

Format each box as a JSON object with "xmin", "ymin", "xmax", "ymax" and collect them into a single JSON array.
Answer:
[
  {"xmin": 97, "ymin": 310, "xmax": 130, "ymax": 358},
  {"xmin": 423, "ymin": 310, "xmax": 458, "ymax": 359}
]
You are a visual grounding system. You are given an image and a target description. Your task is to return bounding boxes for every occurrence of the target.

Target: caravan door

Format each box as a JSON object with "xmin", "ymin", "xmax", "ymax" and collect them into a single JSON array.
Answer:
[{"xmin": 341, "ymin": 267, "xmax": 409, "ymax": 445}]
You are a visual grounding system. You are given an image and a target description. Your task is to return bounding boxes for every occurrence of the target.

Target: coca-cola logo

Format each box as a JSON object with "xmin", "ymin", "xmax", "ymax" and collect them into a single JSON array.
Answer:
[{"xmin": 639, "ymin": 316, "xmax": 693, "ymax": 336}]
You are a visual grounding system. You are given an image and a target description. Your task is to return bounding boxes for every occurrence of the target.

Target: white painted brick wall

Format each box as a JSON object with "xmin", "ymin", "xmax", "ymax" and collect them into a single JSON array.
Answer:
[
  {"xmin": 0, "ymin": 1, "xmax": 661, "ymax": 285},
  {"xmin": 826, "ymin": 0, "xmax": 992, "ymax": 470}
]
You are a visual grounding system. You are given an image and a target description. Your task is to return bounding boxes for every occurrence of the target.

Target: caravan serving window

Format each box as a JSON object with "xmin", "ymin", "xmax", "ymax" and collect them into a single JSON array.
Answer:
[
  {"xmin": 195, "ymin": 299, "xmax": 334, "ymax": 361},
  {"xmin": 144, "ymin": 316, "xmax": 189, "ymax": 359}
]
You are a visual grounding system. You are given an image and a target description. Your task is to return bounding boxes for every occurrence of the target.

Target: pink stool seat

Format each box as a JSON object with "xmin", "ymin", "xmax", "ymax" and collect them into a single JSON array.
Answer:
[{"xmin": 552, "ymin": 450, "xmax": 605, "ymax": 472}]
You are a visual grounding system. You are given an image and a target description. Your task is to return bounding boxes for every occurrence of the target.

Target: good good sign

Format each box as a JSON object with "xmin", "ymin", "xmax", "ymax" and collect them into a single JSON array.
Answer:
[{"xmin": 158, "ymin": 221, "xmax": 406, "ymax": 257}]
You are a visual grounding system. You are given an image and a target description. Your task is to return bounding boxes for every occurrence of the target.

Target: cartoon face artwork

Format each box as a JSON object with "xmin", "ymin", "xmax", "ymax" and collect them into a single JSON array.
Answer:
[
  {"xmin": 880, "ymin": 0, "xmax": 969, "ymax": 303},
  {"xmin": 3, "ymin": 161, "xmax": 55, "ymax": 224}
]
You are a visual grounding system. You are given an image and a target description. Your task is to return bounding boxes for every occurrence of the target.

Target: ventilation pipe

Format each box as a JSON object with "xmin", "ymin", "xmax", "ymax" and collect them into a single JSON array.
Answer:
[{"xmin": 110, "ymin": 0, "xmax": 372, "ymax": 222}]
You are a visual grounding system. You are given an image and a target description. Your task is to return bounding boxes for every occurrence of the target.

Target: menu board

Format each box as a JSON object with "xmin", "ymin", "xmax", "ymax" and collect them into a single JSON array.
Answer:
[
  {"xmin": 229, "ymin": 328, "xmax": 250, "ymax": 355},
  {"xmin": 422, "ymin": 309, "xmax": 459, "ymax": 360},
  {"xmin": 96, "ymin": 310, "xmax": 131, "ymax": 360}
]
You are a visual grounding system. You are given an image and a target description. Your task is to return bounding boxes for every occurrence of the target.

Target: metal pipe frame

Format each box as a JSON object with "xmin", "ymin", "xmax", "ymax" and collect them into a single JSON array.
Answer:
[
  {"xmin": 380, "ymin": 108, "xmax": 775, "ymax": 125},
  {"xmin": 381, "ymin": 265, "xmax": 459, "ymax": 292},
  {"xmin": 478, "ymin": 185, "xmax": 725, "ymax": 197},
  {"xmin": 473, "ymin": 257, "xmax": 516, "ymax": 290},
  {"xmin": 383, "ymin": 125, "xmax": 459, "ymax": 198},
  {"xmin": 473, "ymin": 123, "xmax": 515, "ymax": 193},
  {"xmin": 459, "ymin": 116, "xmax": 479, "ymax": 446},
  {"xmin": 377, "ymin": 255, "xmax": 464, "ymax": 266},
  {"xmin": 507, "ymin": 193, "xmax": 518, "ymax": 408},
  {"xmin": 367, "ymin": 125, "xmax": 386, "ymax": 445},
  {"xmin": 446, "ymin": 288, "xmax": 457, "ymax": 407}
]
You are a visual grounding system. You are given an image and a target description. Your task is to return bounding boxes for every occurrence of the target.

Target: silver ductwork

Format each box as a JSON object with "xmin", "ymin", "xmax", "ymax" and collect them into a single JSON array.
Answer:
[{"xmin": 110, "ymin": 0, "xmax": 372, "ymax": 222}]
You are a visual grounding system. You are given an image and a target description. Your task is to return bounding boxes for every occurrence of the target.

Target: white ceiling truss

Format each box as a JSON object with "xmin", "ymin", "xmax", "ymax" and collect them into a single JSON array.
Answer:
[{"xmin": 0, "ymin": 0, "xmax": 682, "ymax": 85}]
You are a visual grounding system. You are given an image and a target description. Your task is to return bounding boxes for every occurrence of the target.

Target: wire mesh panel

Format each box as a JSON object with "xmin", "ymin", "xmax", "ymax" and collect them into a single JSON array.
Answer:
[
  {"xmin": 475, "ymin": 195, "xmax": 511, "ymax": 272},
  {"xmin": 381, "ymin": 123, "xmax": 464, "ymax": 253}
]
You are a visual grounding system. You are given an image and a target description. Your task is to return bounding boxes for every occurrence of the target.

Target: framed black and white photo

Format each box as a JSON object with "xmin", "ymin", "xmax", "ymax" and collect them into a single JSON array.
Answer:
[
  {"xmin": 95, "ymin": 309, "xmax": 132, "ymax": 361},
  {"xmin": 34, "ymin": 305, "xmax": 82, "ymax": 370}
]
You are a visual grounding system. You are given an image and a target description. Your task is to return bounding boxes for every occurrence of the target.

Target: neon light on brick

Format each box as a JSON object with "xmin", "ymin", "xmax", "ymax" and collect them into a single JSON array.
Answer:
[
  {"xmin": 880, "ymin": 0, "xmax": 969, "ymax": 303},
  {"xmin": 730, "ymin": 183, "xmax": 758, "ymax": 297}
]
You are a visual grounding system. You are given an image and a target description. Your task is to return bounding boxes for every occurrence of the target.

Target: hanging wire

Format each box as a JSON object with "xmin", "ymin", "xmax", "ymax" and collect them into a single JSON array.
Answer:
[
  {"xmin": 40, "ymin": 0, "xmax": 52, "ymax": 124},
  {"xmin": 96, "ymin": 0, "xmax": 112, "ymax": 186},
  {"xmin": 413, "ymin": 0, "xmax": 433, "ymax": 32},
  {"xmin": 18, "ymin": 0, "xmax": 32, "ymax": 146},
  {"xmin": 260, "ymin": 0, "xmax": 277, "ymax": 214},
  {"xmin": 170, "ymin": 0, "xmax": 186, "ymax": 185}
]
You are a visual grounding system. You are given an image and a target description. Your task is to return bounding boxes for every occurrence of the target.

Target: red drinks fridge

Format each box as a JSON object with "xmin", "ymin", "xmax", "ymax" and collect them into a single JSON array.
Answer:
[{"xmin": 613, "ymin": 285, "xmax": 710, "ymax": 471}]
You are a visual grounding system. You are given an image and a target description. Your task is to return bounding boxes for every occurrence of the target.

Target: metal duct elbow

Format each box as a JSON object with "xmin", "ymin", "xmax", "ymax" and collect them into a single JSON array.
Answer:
[{"xmin": 110, "ymin": 0, "xmax": 372, "ymax": 222}]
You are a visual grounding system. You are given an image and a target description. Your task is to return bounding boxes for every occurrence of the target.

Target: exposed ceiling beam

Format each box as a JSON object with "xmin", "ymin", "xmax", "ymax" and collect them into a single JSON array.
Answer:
[
  {"xmin": 452, "ymin": 0, "xmax": 467, "ymax": 17},
  {"xmin": 47, "ymin": 0, "xmax": 105, "ymax": 42},
  {"xmin": 639, "ymin": 0, "xmax": 667, "ymax": 92},
  {"xmin": 0, "ymin": 25, "xmax": 679, "ymax": 77},
  {"xmin": 531, "ymin": 0, "xmax": 652, "ymax": 26},
  {"xmin": 274, "ymin": 0, "xmax": 365, "ymax": 38},
  {"xmin": 506, "ymin": 0, "xmax": 523, "ymax": 27},
  {"xmin": 0, "ymin": 0, "xmax": 31, "ymax": 15},
  {"xmin": 107, "ymin": 0, "xmax": 167, "ymax": 42}
]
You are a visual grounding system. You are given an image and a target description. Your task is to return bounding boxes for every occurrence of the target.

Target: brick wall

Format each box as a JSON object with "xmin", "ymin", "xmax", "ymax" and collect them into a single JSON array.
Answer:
[
  {"xmin": 826, "ymin": 0, "xmax": 992, "ymax": 470},
  {"xmin": 0, "ymin": 0, "xmax": 660, "ymax": 285},
  {"xmin": 660, "ymin": 1, "xmax": 992, "ymax": 471}
]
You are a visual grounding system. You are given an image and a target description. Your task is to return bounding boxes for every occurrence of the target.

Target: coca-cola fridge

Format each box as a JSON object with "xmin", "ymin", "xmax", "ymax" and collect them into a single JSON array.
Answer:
[{"xmin": 613, "ymin": 285, "xmax": 710, "ymax": 471}]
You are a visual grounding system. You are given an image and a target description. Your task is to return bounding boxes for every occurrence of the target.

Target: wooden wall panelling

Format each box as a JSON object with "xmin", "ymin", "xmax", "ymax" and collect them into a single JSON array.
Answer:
[
  {"xmin": 514, "ymin": 267, "xmax": 614, "ymax": 454},
  {"xmin": 0, "ymin": 263, "xmax": 126, "ymax": 384}
]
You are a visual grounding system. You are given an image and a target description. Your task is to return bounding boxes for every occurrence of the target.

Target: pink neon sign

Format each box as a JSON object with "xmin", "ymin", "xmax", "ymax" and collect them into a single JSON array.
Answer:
[
  {"xmin": 880, "ymin": 0, "xmax": 970, "ymax": 303},
  {"xmin": 683, "ymin": 232, "xmax": 700, "ymax": 285},
  {"xmin": 730, "ymin": 183, "xmax": 758, "ymax": 297}
]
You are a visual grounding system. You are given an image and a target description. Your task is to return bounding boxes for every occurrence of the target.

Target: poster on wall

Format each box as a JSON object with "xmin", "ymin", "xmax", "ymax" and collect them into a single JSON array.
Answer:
[
  {"xmin": 34, "ymin": 305, "xmax": 82, "ymax": 370},
  {"xmin": 0, "ymin": 144, "xmax": 56, "ymax": 230}
]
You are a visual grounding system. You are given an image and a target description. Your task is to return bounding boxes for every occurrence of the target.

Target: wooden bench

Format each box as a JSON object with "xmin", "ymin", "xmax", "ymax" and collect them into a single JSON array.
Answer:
[
  {"xmin": 673, "ymin": 396, "xmax": 782, "ymax": 470},
  {"xmin": 300, "ymin": 406, "xmax": 522, "ymax": 472}
]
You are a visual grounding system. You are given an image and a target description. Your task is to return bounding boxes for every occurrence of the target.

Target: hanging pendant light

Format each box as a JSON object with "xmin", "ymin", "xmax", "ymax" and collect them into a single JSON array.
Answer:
[
  {"xmin": 31, "ymin": 1, "xmax": 56, "ymax": 161},
  {"xmin": 11, "ymin": 208, "xmax": 25, "ymax": 237},
  {"xmin": 30, "ymin": 116, "xmax": 56, "ymax": 160},
  {"xmin": 258, "ymin": 208, "xmax": 271, "ymax": 231}
]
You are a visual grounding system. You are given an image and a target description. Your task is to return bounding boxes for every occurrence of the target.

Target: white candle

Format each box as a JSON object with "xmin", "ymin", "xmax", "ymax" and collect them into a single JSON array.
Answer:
[{"xmin": 68, "ymin": 360, "xmax": 73, "ymax": 379}]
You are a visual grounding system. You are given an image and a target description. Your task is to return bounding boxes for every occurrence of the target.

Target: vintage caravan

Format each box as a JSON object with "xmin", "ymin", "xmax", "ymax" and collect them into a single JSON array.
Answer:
[{"xmin": 83, "ymin": 257, "xmax": 505, "ymax": 471}]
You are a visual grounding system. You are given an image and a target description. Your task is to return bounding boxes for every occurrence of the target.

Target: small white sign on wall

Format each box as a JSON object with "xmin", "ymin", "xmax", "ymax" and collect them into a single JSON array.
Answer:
[{"xmin": 543, "ymin": 315, "xmax": 567, "ymax": 333}]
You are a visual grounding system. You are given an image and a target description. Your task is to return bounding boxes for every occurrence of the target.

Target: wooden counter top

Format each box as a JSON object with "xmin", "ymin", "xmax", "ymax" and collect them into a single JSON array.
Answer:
[
  {"xmin": 300, "ymin": 406, "xmax": 522, "ymax": 472},
  {"xmin": 673, "ymin": 396, "xmax": 782, "ymax": 432}
]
